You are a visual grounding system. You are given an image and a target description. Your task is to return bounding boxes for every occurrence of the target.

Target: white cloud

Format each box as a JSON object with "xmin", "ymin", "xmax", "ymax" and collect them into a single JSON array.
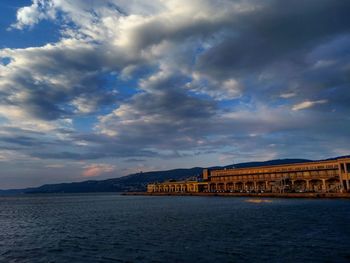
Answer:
[
  {"xmin": 11, "ymin": 0, "xmax": 56, "ymax": 29},
  {"xmin": 292, "ymin": 100, "xmax": 328, "ymax": 111},
  {"xmin": 187, "ymin": 72, "xmax": 242, "ymax": 100},
  {"xmin": 280, "ymin": 92, "xmax": 296, "ymax": 99}
]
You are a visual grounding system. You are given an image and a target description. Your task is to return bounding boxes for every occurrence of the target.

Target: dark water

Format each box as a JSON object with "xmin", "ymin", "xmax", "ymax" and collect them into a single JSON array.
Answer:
[{"xmin": 1, "ymin": 194, "xmax": 350, "ymax": 263}]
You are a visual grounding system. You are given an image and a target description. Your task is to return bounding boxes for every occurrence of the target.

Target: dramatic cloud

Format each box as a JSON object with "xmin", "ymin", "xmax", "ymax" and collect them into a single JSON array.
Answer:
[{"xmin": 0, "ymin": 0, "xmax": 350, "ymax": 188}]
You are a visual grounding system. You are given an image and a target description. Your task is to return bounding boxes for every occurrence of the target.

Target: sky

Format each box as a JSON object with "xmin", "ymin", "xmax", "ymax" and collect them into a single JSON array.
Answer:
[{"xmin": 0, "ymin": 0, "xmax": 350, "ymax": 189}]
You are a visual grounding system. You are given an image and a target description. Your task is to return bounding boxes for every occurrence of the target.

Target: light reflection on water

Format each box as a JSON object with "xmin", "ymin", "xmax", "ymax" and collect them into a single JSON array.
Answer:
[
  {"xmin": 0, "ymin": 194, "xmax": 349, "ymax": 262},
  {"xmin": 245, "ymin": 199, "xmax": 273, "ymax": 203}
]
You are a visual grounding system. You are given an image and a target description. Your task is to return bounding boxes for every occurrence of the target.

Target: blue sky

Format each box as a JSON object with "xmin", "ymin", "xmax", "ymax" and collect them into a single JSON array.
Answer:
[{"xmin": 0, "ymin": 0, "xmax": 350, "ymax": 188}]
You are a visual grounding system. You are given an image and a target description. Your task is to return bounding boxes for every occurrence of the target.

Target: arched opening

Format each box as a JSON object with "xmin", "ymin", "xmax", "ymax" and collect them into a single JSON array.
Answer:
[
  {"xmin": 209, "ymin": 184, "xmax": 216, "ymax": 192},
  {"xmin": 294, "ymin": 180, "xmax": 307, "ymax": 192},
  {"xmin": 217, "ymin": 183, "xmax": 225, "ymax": 192},
  {"xmin": 235, "ymin": 182, "xmax": 243, "ymax": 192},
  {"xmin": 246, "ymin": 182, "xmax": 254, "ymax": 192},
  {"xmin": 226, "ymin": 183, "xmax": 234, "ymax": 192},
  {"xmin": 256, "ymin": 181, "xmax": 266, "ymax": 192},
  {"xmin": 326, "ymin": 178, "xmax": 340, "ymax": 192},
  {"xmin": 309, "ymin": 179, "xmax": 323, "ymax": 192}
]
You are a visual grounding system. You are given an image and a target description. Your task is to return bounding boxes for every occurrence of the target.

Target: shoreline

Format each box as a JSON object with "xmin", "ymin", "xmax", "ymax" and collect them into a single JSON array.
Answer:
[{"xmin": 122, "ymin": 192, "xmax": 350, "ymax": 199}]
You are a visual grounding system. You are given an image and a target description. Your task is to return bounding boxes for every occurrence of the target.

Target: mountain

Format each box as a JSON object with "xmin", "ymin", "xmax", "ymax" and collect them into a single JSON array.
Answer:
[
  {"xmin": 26, "ymin": 167, "xmax": 204, "ymax": 194},
  {"xmin": 1, "ymin": 157, "xmax": 339, "ymax": 194}
]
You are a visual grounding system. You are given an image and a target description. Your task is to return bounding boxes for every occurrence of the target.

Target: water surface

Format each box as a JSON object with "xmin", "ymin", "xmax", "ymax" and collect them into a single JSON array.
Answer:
[{"xmin": 1, "ymin": 194, "xmax": 349, "ymax": 262}]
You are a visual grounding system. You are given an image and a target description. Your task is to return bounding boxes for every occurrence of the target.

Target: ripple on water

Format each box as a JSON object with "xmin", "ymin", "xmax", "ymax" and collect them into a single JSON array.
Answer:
[{"xmin": 0, "ymin": 195, "xmax": 350, "ymax": 262}]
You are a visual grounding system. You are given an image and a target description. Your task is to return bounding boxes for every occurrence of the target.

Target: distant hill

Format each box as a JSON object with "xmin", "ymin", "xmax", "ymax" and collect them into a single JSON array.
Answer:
[
  {"xmin": 2, "ymin": 157, "xmax": 348, "ymax": 194},
  {"xmin": 27, "ymin": 167, "xmax": 204, "ymax": 194},
  {"xmin": 222, "ymin": 158, "xmax": 311, "ymax": 169}
]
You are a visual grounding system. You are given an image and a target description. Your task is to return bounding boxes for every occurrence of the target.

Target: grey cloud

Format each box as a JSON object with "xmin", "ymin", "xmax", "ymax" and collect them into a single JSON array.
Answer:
[
  {"xmin": 1, "ymin": 136, "xmax": 46, "ymax": 147},
  {"xmin": 1, "ymin": 43, "xmax": 126, "ymax": 120},
  {"xmin": 124, "ymin": 158, "xmax": 146, "ymax": 163},
  {"xmin": 97, "ymin": 72, "xmax": 217, "ymax": 151},
  {"xmin": 30, "ymin": 147, "xmax": 159, "ymax": 160},
  {"xmin": 1, "ymin": 0, "xmax": 350, "ymax": 168},
  {"xmin": 197, "ymin": 0, "xmax": 350, "ymax": 78}
]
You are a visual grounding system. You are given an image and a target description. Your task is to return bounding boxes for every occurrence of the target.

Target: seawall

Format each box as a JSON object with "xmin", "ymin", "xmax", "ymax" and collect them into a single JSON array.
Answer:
[{"xmin": 122, "ymin": 192, "xmax": 350, "ymax": 199}]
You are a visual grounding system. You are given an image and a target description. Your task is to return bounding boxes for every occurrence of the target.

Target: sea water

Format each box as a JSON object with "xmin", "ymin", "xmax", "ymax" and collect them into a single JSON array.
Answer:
[{"xmin": 0, "ymin": 194, "xmax": 349, "ymax": 262}]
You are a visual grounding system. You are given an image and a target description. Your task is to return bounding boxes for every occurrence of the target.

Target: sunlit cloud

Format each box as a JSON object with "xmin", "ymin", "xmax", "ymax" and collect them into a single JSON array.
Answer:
[
  {"xmin": 82, "ymin": 163, "xmax": 116, "ymax": 177},
  {"xmin": 292, "ymin": 100, "xmax": 328, "ymax": 111}
]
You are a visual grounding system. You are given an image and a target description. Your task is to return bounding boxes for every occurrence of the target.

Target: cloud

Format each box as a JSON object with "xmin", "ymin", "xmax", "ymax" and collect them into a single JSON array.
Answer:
[
  {"xmin": 82, "ymin": 163, "xmax": 116, "ymax": 177},
  {"xmin": 10, "ymin": 0, "xmax": 55, "ymax": 30},
  {"xmin": 292, "ymin": 100, "xmax": 328, "ymax": 111},
  {"xmin": 186, "ymin": 72, "xmax": 242, "ymax": 100},
  {"xmin": 45, "ymin": 164, "xmax": 65, "ymax": 168},
  {"xmin": 1, "ymin": 0, "xmax": 350, "ymax": 189},
  {"xmin": 280, "ymin": 92, "xmax": 296, "ymax": 99}
]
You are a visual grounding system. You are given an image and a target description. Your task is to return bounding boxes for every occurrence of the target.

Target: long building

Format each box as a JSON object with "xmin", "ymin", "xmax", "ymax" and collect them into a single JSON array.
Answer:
[{"xmin": 147, "ymin": 158, "xmax": 350, "ymax": 193}]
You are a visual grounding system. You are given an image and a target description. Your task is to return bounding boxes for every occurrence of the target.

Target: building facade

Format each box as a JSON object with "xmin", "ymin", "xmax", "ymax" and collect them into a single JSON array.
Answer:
[{"xmin": 147, "ymin": 158, "xmax": 350, "ymax": 193}]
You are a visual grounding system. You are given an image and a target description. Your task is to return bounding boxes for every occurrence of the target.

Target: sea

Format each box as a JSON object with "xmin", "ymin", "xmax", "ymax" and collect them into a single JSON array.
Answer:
[{"xmin": 0, "ymin": 194, "xmax": 349, "ymax": 263}]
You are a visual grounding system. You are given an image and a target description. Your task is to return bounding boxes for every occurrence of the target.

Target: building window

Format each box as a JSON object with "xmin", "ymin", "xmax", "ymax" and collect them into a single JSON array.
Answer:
[{"xmin": 303, "ymin": 171, "xmax": 310, "ymax": 176}]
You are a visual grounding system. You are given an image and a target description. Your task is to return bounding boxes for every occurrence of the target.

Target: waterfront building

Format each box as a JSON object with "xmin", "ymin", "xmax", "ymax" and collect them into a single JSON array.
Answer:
[{"xmin": 147, "ymin": 158, "xmax": 350, "ymax": 193}]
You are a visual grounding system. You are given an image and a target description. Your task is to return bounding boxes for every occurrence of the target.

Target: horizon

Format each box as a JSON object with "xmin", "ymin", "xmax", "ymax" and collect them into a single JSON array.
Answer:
[
  {"xmin": 2, "ymin": 154, "xmax": 350, "ymax": 191},
  {"xmin": 1, "ymin": 0, "xmax": 350, "ymax": 188}
]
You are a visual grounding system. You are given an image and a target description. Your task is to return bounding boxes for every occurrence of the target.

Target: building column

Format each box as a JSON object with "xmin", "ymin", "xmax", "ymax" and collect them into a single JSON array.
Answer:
[
  {"xmin": 233, "ymin": 182, "xmax": 236, "ymax": 191},
  {"xmin": 290, "ymin": 180, "xmax": 294, "ymax": 192},
  {"xmin": 306, "ymin": 180, "xmax": 310, "ymax": 191},
  {"xmin": 345, "ymin": 163, "xmax": 350, "ymax": 191},
  {"xmin": 322, "ymin": 179, "xmax": 326, "ymax": 192},
  {"xmin": 253, "ymin": 181, "xmax": 257, "ymax": 191},
  {"xmin": 338, "ymin": 162, "xmax": 345, "ymax": 192},
  {"xmin": 265, "ymin": 181, "xmax": 269, "ymax": 191}
]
